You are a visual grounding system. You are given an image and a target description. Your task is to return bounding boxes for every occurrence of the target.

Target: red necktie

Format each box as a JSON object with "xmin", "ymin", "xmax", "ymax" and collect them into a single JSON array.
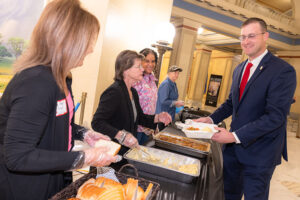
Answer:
[{"xmin": 239, "ymin": 62, "xmax": 253, "ymax": 100}]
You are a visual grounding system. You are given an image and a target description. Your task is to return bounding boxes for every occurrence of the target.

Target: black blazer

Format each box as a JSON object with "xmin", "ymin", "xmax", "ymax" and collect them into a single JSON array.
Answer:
[
  {"xmin": 0, "ymin": 65, "xmax": 85, "ymax": 200},
  {"xmin": 92, "ymin": 80, "xmax": 156, "ymax": 154}
]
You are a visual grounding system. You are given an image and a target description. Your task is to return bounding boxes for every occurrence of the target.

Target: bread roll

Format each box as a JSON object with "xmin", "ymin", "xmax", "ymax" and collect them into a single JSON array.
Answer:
[
  {"xmin": 142, "ymin": 183, "xmax": 153, "ymax": 200},
  {"xmin": 95, "ymin": 139, "xmax": 121, "ymax": 156},
  {"xmin": 75, "ymin": 177, "xmax": 150, "ymax": 200},
  {"xmin": 95, "ymin": 177, "xmax": 121, "ymax": 188},
  {"xmin": 77, "ymin": 183, "xmax": 106, "ymax": 200},
  {"xmin": 97, "ymin": 185, "xmax": 125, "ymax": 200}
]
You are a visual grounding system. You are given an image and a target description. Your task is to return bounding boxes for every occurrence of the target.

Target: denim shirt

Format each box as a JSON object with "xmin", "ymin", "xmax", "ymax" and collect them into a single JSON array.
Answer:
[{"xmin": 155, "ymin": 77, "xmax": 178, "ymax": 120}]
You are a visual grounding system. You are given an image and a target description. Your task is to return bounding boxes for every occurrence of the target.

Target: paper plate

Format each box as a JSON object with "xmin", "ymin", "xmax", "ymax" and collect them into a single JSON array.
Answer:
[{"xmin": 182, "ymin": 123, "xmax": 218, "ymax": 139}]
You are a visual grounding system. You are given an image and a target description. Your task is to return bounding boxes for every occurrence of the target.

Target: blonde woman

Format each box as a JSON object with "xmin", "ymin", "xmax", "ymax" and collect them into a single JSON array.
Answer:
[{"xmin": 0, "ymin": 0, "xmax": 118, "ymax": 199}]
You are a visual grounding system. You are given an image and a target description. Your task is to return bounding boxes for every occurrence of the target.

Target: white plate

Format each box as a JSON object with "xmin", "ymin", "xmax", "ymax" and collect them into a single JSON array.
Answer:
[
  {"xmin": 175, "ymin": 121, "xmax": 187, "ymax": 129},
  {"xmin": 182, "ymin": 123, "xmax": 218, "ymax": 139}
]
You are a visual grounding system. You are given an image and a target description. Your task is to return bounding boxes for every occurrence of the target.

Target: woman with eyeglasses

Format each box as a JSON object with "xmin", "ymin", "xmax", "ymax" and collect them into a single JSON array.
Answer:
[
  {"xmin": 92, "ymin": 50, "xmax": 172, "ymax": 157},
  {"xmin": 132, "ymin": 48, "xmax": 158, "ymax": 145}
]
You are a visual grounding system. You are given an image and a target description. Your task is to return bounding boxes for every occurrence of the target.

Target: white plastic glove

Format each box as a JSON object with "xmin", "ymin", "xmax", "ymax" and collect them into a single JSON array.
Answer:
[
  {"xmin": 83, "ymin": 147, "xmax": 121, "ymax": 167},
  {"xmin": 155, "ymin": 112, "xmax": 172, "ymax": 126},
  {"xmin": 84, "ymin": 130, "xmax": 111, "ymax": 147}
]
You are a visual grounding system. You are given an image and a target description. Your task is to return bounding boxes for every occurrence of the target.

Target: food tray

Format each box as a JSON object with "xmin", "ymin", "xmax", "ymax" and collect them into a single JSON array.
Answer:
[
  {"xmin": 154, "ymin": 132, "xmax": 211, "ymax": 158},
  {"xmin": 124, "ymin": 146, "xmax": 201, "ymax": 183},
  {"xmin": 176, "ymin": 120, "xmax": 218, "ymax": 139},
  {"xmin": 50, "ymin": 164, "xmax": 160, "ymax": 200}
]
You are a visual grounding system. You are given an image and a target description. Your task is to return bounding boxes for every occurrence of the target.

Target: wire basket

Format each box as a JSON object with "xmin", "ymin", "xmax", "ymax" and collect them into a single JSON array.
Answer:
[{"xmin": 50, "ymin": 164, "xmax": 160, "ymax": 200}]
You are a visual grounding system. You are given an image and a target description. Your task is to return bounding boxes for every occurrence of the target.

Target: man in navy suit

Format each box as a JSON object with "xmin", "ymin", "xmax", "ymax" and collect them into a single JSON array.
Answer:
[{"xmin": 196, "ymin": 18, "xmax": 296, "ymax": 200}]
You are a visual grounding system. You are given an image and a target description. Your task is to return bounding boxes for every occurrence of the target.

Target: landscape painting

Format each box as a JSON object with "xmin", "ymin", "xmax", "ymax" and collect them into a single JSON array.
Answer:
[{"xmin": 0, "ymin": 0, "xmax": 45, "ymax": 95}]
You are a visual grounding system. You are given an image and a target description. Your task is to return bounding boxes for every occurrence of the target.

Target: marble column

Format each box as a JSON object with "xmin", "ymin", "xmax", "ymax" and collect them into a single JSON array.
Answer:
[
  {"xmin": 276, "ymin": 50, "xmax": 300, "ymax": 115},
  {"xmin": 169, "ymin": 18, "xmax": 199, "ymax": 101},
  {"xmin": 202, "ymin": 50, "xmax": 241, "ymax": 106}
]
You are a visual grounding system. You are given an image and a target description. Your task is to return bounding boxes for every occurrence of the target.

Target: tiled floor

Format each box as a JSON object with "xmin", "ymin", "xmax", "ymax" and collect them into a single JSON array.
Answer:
[{"xmin": 270, "ymin": 118, "xmax": 300, "ymax": 200}]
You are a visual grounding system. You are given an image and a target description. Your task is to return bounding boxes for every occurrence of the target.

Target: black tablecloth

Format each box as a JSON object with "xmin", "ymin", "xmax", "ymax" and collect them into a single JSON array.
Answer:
[{"xmin": 122, "ymin": 126, "xmax": 224, "ymax": 200}]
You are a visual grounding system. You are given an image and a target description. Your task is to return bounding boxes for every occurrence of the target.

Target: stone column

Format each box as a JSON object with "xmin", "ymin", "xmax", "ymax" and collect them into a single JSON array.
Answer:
[
  {"xmin": 276, "ymin": 51, "xmax": 300, "ymax": 116},
  {"xmin": 186, "ymin": 44, "xmax": 212, "ymax": 108},
  {"xmin": 169, "ymin": 18, "xmax": 199, "ymax": 101},
  {"xmin": 224, "ymin": 54, "xmax": 242, "ymax": 99}
]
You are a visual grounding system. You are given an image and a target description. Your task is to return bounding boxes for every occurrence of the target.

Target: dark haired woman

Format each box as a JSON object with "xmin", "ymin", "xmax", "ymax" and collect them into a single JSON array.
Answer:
[
  {"xmin": 133, "ymin": 48, "xmax": 158, "ymax": 145},
  {"xmin": 92, "ymin": 50, "xmax": 171, "ymax": 155}
]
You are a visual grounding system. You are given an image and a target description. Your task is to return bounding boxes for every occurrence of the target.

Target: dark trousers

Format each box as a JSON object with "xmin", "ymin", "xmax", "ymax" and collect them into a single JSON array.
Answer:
[
  {"xmin": 136, "ymin": 132, "xmax": 149, "ymax": 145},
  {"xmin": 223, "ymin": 147, "xmax": 275, "ymax": 200}
]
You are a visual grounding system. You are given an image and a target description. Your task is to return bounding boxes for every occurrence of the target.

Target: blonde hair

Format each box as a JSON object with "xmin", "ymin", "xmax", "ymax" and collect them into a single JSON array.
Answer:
[{"xmin": 14, "ymin": 0, "xmax": 100, "ymax": 91}]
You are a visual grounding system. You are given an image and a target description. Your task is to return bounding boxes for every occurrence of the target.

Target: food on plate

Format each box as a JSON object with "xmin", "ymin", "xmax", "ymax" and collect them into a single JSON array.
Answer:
[
  {"xmin": 75, "ymin": 177, "xmax": 152, "ymax": 200},
  {"xmin": 95, "ymin": 139, "xmax": 121, "ymax": 156},
  {"xmin": 186, "ymin": 126, "xmax": 200, "ymax": 131},
  {"xmin": 201, "ymin": 127, "xmax": 212, "ymax": 132},
  {"xmin": 156, "ymin": 133, "xmax": 210, "ymax": 152}
]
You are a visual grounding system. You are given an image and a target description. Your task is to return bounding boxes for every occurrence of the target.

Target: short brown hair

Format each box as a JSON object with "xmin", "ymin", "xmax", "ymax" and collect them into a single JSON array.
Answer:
[
  {"xmin": 114, "ymin": 50, "xmax": 144, "ymax": 81},
  {"xmin": 242, "ymin": 17, "xmax": 267, "ymax": 32},
  {"xmin": 14, "ymin": 0, "xmax": 100, "ymax": 91}
]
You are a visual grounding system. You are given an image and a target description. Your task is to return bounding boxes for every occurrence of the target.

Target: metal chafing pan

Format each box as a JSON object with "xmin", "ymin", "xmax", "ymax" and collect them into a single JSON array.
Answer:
[
  {"xmin": 124, "ymin": 146, "xmax": 201, "ymax": 183},
  {"xmin": 154, "ymin": 132, "xmax": 211, "ymax": 159}
]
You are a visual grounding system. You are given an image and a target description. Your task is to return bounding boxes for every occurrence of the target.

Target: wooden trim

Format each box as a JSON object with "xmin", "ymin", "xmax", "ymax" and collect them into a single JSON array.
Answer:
[
  {"xmin": 195, "ymin": 48, "xmax": 212, "ymax": 52},
  {"xmin": 211, "ymin": 56, "xmax": 234, "ymax": 59},
  {"xmin": 175, "ymin": 25, "xmax": 197, "ymax": 32},
  {"xmin": 278, "ymin": 56, "xmax": 300, "ymax": 58}
]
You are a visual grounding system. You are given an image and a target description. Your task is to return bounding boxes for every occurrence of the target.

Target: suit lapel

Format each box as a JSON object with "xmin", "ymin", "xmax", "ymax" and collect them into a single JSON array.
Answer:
[
  {"xmin": 233, "ymin": 61, "xmax": 247, "ymax": 110},
  {"xmin": 239, "ymin": 52, "xmax": 272, "ymax": 103}
]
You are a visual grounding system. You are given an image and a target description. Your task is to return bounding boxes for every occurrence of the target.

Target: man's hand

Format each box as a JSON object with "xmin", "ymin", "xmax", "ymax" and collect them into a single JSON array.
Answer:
[
  {"xmin": 193, "ymin": 117, "xmax": 213, "ymax": 124},
  {"xmin": 211, "ymin": 127, "xmax": 236, "ymax": 144}
]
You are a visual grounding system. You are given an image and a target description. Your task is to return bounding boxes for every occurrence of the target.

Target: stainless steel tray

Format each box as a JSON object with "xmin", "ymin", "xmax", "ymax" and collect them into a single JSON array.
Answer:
[
  {"xmin": 124, "ymin": 146, "xmax": 201, "ymax": 183},
  {"xmin": 154, "ymin": 132, "xmax": 211, "ymax": 159}
]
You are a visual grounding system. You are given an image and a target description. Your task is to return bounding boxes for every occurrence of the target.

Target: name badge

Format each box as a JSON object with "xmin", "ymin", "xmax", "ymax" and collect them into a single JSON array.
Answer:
[{"xmin": 56, "ymin": 99, "xmax": 67, "ymax": 116}]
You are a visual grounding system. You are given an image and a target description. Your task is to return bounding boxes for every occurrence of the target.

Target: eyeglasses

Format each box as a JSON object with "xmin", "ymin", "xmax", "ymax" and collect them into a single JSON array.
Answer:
[
  {"xmin": 239, "ymin": 33, "xmax": 265, "ymax": 41},
  {"xmin": 133, "ymin": 65, "xmax": 143, "ymax": 69}
]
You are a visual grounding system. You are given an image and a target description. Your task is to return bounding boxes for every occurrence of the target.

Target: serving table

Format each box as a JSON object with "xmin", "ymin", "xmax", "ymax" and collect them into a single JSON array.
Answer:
[
  {"xmin": 52, "ymin": 125, "xmax": 224, "ymax": 200},
  {"xmin": 121, "ymin": 126, "xmax": 224, "ymax": 200}
]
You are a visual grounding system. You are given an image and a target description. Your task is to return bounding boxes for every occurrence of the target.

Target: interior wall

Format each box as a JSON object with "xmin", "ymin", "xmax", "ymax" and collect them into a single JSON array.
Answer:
[
  {"xmin": 71, "ymin": 0, "xmax": 110, "ymax": 127},
  {"xmin": 159, "ymin": 51, "xmax": 171, "ymax": 85},
  {"xmin": 277, "ymin": 51, "xmax": 300, "ymax": 116},
  {"xmin": 93, "ymin": 0, "xmax": 174, "ymax": 119},
  {"xmin": 203, "ymin": 50, "xmax": 238, "ymax": 106}
]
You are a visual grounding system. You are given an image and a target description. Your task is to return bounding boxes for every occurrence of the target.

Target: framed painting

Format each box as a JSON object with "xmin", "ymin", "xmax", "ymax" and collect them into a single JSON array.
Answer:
[
  {"xmin": 205, "ymin": 74, "xmax": 222, "ymax": 107},
  {"xmin": 0, "ymin": 0, "xmax": 46, "ymax": 96}
]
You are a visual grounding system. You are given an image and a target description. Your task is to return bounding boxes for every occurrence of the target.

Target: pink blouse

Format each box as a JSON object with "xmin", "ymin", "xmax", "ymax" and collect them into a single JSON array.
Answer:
[
  {"xmin": 133, "ymin": 73, "xmax": 158, "ymax": 132},
  {"xmin": 66, "ymin": 92, "xmax": 74, "ymax": 151}
]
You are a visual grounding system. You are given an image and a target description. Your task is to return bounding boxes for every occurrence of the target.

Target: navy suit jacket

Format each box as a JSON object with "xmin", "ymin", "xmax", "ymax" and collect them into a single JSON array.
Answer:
[{"xmin": 210, "ymin": 52, "xmax": 296, "ymax": 167}]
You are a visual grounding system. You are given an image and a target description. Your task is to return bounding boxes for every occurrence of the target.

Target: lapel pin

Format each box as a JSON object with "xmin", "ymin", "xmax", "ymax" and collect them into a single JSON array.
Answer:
[{"xmin": 260, "ymin": 66, "xmax": 263, "ymax": 70}]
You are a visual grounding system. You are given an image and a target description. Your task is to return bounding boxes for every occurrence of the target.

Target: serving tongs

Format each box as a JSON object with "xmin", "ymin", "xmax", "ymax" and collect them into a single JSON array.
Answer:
[{"xmin": 138, "ymin": 147, "xmax": 152, "ymax": 157}]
